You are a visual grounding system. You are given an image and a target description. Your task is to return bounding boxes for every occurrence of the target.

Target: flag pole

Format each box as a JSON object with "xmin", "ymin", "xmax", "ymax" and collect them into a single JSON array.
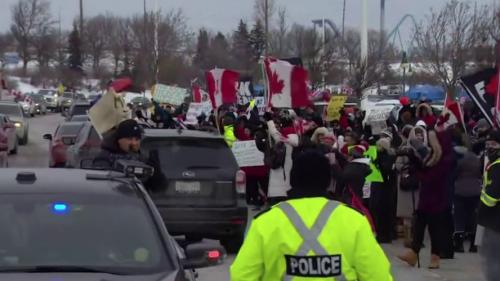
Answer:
[{"xmin": 260, "ymin": 56, "xmax": 270, "ymax": 111}]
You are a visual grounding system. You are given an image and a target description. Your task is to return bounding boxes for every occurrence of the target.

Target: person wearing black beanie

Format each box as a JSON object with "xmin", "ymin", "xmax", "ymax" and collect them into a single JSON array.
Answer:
[{"xmin": 288, "ymin": 151, "xmax": 331, "ymax": 198}]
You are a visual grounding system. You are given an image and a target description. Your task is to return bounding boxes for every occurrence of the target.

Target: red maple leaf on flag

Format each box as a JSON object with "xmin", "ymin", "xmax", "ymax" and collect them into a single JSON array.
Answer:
[{"xmin": 268, "ymin": 69, "xmax": 285, "ymax": 95}]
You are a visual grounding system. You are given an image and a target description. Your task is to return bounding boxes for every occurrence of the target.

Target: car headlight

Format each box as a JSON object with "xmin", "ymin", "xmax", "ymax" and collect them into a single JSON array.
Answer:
[
  {"xmin": 35, "ymin": 103, "xmax": 39, "ymax": 106},
  {"xmin": 14, "ymin": 123, "xmax": 21, "ymax": 128}
]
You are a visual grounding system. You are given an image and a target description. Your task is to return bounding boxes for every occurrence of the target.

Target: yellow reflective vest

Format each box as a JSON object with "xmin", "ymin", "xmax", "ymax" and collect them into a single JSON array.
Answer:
[
  {"xmin": 230, "ymin": 197, "xmax": 393, "ymax": 281},
  {"xmin": 364, "ymin": 146, "xmax": 384, "ymax": 183},
  {"xmin": 224, "ymin": 125, "xmax": 237, "ymax": 148},
  {"xmin": 481, "ymin": 159, "xmax": 500, "ymax": 207}
]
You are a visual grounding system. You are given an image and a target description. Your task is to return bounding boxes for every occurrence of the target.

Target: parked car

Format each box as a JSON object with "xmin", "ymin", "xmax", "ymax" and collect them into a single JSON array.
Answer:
[
  {"xmin": 0, "ymin": 167, "xmax": 224, "ymax": 280},
  {"xmin": 66, "ymin": 122, "xmax": 102, "ymax": 168},
  {"xmin": 65, "ymin": 102, "xmax": 92, "ymax": 121},
  {"xmin": 0, "ymin": 114, "xmax": 18, "ymax": 154},
  {"xmin": 141, "ymin": 129, "xmax": 248, "ymax": 253},
  {"xmin": 43, "ymin": 121, "xmax": 85, "ymax": 167},
  {"xmin": 39, "ymin": 89, "xmax": 59, "ymax": 111},
  {"xmin": 0, "ymin": 102, "xmax": 29, "ymax": 145},
  {"xmin": 31, "ymin": 94, "xmax": 48, "ymax": 115},
  {"xmin": 75, "ymin": 93, "xmax": 87, "ymax": 101},
  {"xmin": 60, "ymin": 92, "xmax": 75, "ymax": 114}
]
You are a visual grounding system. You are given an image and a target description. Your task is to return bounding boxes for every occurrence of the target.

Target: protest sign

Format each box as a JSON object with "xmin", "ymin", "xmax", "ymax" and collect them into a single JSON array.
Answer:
[
  {"xmin": 152, "ymin": 84, "xmax": 187, "ymax": 106},
  {"xmin": 232, "ymin": 140, "xmax": 265, "ymax": 167},
  {"xmin": 364, "ymin": 107, "xmax": 393, "ymax": 135},
  {"xmin": 237, "ymin": 78, "xmax": 254, "ymax": 105},
  {"xmin": 185, "ymin": 102, "xmax": 213, "ymax": 125},
  {"xmin": 255, "ymin": 96, "xmax": 266, "ymax": 115},
  {"xmin": 325, "ymin": 95, "xmax": 347, "ymax": 121},
  {"xmin": 89, "ymin": 91, "xmax": 129, "ymax": 135}
]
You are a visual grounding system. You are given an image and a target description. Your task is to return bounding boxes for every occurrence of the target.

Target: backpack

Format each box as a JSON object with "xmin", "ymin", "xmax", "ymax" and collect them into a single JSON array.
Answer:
[{"xmin": 265, "ymin": 141, "xmax": 287, "ymax": 170}]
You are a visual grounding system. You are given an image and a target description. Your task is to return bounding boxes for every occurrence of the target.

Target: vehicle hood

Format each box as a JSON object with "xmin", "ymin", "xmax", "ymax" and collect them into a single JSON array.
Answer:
[
  {"xmin": 9, "ymin": 116, "xmax": 25, "ymax": 124},
  {"xmin": 0, "ymin": 272, "xmax": 179, "ymax": 281}
]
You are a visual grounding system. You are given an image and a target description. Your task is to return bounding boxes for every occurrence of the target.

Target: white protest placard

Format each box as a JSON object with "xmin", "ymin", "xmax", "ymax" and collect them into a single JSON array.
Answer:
[
  {"xmin": 152, "ymin": 84, "xmax": 187, "ymax": 105},
  {"xmin": 185, "ymin": 102, "xmax": 213, "ymax": 125},
  {"xmin": 232, "ymin": 140, "xmax": 265, "ymax": 167},
  {"xmin": 363, "ymin": 106, "xmax": 393, "ymax": 135},
  {"xmin": 255, "ymin": 96, "xmax": 266, "ymax": 116}
]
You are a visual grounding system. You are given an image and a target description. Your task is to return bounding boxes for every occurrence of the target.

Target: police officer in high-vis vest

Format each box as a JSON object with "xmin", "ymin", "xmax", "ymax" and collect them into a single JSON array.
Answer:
[
  {"xmin": 230, "ymin": 151, "xmax": 393, "ymax": 281},
  {"xmin": 478, "ymin": 130, "xmax": 500, "ymax": 281}
]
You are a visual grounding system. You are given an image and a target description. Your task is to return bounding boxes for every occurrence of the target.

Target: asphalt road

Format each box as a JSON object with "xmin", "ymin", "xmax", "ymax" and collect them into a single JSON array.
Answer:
[{"xmin": 8, "ymin": 113, "xmax": 488, "ymax": 281}]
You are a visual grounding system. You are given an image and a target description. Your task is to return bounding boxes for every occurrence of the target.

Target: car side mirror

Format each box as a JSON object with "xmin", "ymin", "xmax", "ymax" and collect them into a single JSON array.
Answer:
[
  {"xmin": 43, "ymin": 134, "xmax": 52, "ymax": 141},
  {"xmin": 181, "ymin": 244, "xmax": 226, "ymax": 269}
]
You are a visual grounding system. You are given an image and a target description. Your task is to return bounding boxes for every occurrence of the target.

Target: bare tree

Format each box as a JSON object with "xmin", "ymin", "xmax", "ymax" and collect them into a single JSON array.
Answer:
[
  {"xmin": 413, "ymin": 1, "xmax": 477, "ymax": 93},
  {"xmin": 84, "ymin": 14, "xmax": 111, "ymax": 74},
  {"xmin": 269, "ymin": 6, "xmax": 288, "ymax": 57},
  {"xmin": 10, "ymin": 0, "xmax": 54, "ymax": 75},
  {"xmin": 32, "ymin": 23, "xmax": 57, "ymax": 68}
]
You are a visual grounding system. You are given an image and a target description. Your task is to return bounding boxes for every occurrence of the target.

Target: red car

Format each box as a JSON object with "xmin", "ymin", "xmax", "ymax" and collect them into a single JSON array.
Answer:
[{"xmin": 43, "ymin": 121, "xmax": 85, "ymax": 167}]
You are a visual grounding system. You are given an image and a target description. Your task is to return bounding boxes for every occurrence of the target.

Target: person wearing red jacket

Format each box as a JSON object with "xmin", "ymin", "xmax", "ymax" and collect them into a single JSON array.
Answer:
[{"xmin": 235, "ymin": 120, "xmax": 270, "ymax": 208}]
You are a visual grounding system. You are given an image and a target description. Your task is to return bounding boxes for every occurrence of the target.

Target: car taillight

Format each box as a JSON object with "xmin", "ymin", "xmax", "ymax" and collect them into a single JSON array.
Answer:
[{"xmin": 236, "ymin": 170, "xmax": 246, "ymax": 194}]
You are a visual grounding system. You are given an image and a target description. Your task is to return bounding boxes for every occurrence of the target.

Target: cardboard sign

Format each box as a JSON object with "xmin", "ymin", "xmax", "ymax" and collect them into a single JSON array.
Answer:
[
  {"xmin": 255, "ymin": 96, "xmax": 266, "ymax": 116},
  {"xmin": 89, "ymin": 91, "xmax": 129, "ymax": 135},
  {"xmin": 364, "ymin": 107, "xmax": 393, "ymax": 135},
  {"xmin": 232, "ymin": 140, "xmax": 264, "ymax": 167},
  {"xmin": 185, "ymin": 102, "xmax": 213, "ymax": 125},
  {"xmin": 152, "ymin": 84, "xmax": 187, "ymax": 106},
  {"xmin": 326, "ymin": 95, "xmax": 347, "ymax": 121}
]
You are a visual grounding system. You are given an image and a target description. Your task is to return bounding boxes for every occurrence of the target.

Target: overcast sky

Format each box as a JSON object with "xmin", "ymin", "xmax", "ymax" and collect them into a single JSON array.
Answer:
[{"xmin": 0, "ymin": 0, "xmax": 495, "ymax": 42}]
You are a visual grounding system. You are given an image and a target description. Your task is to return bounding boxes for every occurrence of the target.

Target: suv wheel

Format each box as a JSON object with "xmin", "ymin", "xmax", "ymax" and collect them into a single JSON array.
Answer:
[
  {"xmin": 19, "ymin": 133, "xmax": 28, "ymax": 145},
  {"xmin": 10, "ymin": 140, "xmax": 18, "ymax": 155},
  {"xmin": 221, "ymin": 233, "xmax": 244, "ymax": 254}
]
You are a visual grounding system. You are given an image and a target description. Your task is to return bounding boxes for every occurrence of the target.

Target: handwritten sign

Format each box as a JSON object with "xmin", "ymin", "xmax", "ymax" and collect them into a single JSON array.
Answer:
[
  {"xmin": 185, "ymin": 102, "xmax": 213, "ymax": 125},
  {"xmin": 326, "ymin": 95, "xmax": 348, "ymax": 121},
  {"xmin": 152, "ymin": 84, "xmax": 187, "ymax": 106},
  {"xmin": 232, "ymin": 140, "xmax": 264, "ymax": 167},
  {"xmin": 89, "ymin": 91, "xmax": 129, "ymax": 135},
  {"xmin": 364, "ymin": 107, "xmax": 393, "ymax": 135}
]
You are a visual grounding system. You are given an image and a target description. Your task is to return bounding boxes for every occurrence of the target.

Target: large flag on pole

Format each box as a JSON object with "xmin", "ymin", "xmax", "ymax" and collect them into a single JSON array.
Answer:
[
  {"xmin": 459, "ymin": 68, "xmax": 498, "ymax": 127},
  {"xmin": 205, "ymin": 68, "xmax": 240, "ymax": 108},
  {"xmin": 263, "ymin": 57, "xmax": 309, "ymax": 108}
]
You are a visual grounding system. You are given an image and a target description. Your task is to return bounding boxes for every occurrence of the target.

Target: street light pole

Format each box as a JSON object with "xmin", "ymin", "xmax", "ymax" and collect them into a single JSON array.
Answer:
[{"xmin": 79, "ymin": 0, "xmax": 83, "ymax": 34}]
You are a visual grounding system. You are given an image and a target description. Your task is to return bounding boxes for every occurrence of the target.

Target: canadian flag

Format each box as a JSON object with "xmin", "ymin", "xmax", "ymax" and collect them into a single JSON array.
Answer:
[
  {"xmin": 437, "ymin": 97, "xmax": 465, "ymax": 130},
  {"xmin": 192, "ymin": 85, "xmax": 209, "ymax": 103},
  {"xmin": 205, "ymin": 68, "xmax": 240, "ymax": 108},
  {"xmin": 264, "ymin": 57, "xmax": 309, "ymax": 108}
]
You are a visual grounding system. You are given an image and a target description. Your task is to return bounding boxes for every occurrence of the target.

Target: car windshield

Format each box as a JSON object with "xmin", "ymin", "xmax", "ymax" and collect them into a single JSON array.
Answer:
[
  {"xmin": 57, "ymin": 124, "xmax": 83, "ymax": 137},
  {"xmin": 38, "ymin": 90, "xmax": 55, "ymax": 96},
  {"xmin": 70, "ymin": 115, "xmax": 89, "ymax": 122},
  {"xmin": 72, "ymin": 105, "xmax": 90, "ymax": 115},
  {"xmin": 0, "ymin": 104, "xmax": 22, "ymax": 117},
  {"xmin": 145, "ymin": 138, "xmax": 237, "ymax": 171},
  {"xmin": 31, "ymin": 95, "xmax": 44, "ymax": 103},
  {"xmin": 0, "ymin": 193, "xmax": 170, "ymax": 275},
  {"xmin": 63, "ymin": 93, "xmax": 73, "ymax": 98}
]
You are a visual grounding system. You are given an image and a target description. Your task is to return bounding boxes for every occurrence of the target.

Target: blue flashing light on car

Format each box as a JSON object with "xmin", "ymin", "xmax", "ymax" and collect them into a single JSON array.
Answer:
[{"xmin": 52, "ymin": 203, "xmax": 69, "ymax": 213}]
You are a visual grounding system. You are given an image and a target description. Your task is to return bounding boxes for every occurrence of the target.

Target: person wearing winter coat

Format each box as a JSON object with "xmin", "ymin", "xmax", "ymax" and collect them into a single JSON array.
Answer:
[
  {"xmin": 370, "ymin": 130, "xmax": 397, "ymax": 243},
  {"xmin": 452, "ymin": 144, "xmax": 482, "ymax": 253},
  {"xmin": 265, "ymin": 113, "xmax": 299, "ymax": 205},
  {"xmin": 416, "ymin": 103, "xmax": 437, "ymax": 128},
  {"xmin": 398, "ymin": 123, "xmax": 452, "ymax": 269}
]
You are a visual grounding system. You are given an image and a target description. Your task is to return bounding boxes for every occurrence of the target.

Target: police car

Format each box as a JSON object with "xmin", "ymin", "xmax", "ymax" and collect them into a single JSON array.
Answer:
[{"xmin": 0, "ymin": 161, "xmax": 225, "ymax": 280}]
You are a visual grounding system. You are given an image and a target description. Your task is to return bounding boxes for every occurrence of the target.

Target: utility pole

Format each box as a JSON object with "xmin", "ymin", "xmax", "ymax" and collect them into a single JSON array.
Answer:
[
  {"xmin": 379, "ymin": 0, "xmax": 386, "ymax": 58},
  {"xmin": 79, "ymin": 0, "xmax": 84, "ymax": 34},
  {"xmin": 264, "ymin": 0, "xmax": 269, "ymax": 56},
  {"xmin": 360, "ymin": 0, "xmax": 368, "ymax": 65}
]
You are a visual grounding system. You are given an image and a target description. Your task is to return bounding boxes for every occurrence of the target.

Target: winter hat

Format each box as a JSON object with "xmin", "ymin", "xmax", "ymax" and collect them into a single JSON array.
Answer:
[
  {"xmin": 311, "ymin": 127, "xmax": 329, "ymax": 143},
  {"xmin": 349, "ymin": 145, "xmax": 367, "ymax": 159},
  {"xmin": 416, "ymin": 120, "xmax": 427, "ymax": 129},
  {"xmin": 380, "ymin": 129, "xmax": 393, "ymax": 140},
  {"xmin": 116, "ymin": 119, "xmax": 142, "ymax": 140},
  {"xmin": 289, "ymin": 151, "xmax": 331, "ymax": 195},
  {"xmin": 400, "ymin": 96, "xmax": 410, "ymax": 106}
]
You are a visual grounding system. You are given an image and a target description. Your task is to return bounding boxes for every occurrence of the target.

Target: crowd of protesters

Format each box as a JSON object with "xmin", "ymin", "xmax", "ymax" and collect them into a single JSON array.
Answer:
[{"xmin": 131, "ymin": 92, "xmax": 490, "ymax": 270}]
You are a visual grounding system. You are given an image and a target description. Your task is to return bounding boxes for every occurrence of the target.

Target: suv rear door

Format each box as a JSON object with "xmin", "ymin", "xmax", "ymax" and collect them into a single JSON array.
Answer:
[{"xmin": 142, "ymin": 137, "xmax": 239, "ymax": 208}]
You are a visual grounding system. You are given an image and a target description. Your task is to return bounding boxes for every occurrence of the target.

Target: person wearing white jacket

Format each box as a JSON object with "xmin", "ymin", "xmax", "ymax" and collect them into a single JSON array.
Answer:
[{"xmin": 266, "ymin": 117, "xmax": 299, "ymax": 205}]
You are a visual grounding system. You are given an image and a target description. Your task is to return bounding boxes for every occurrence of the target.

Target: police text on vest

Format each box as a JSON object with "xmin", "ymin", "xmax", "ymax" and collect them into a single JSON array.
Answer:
[{"xmin": 285, "ymin": 255, "xmax": 342, "ymax": 277}]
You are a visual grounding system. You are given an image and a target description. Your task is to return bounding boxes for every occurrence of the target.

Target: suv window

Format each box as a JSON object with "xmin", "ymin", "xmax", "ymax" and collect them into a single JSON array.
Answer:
[
  {"xmin": 71, "ymin": 105, "xmax": 90, "ymax": 116},
  {"xmin": 0, "ymin": 193, "xmax": 170, "ymax": 274},
  {"xmin": 146, "ymin": 138, "xmax": 237, "ymax": 171},
  {"xmin": 56, "ymin": 123, "xmax": 83, "ymax": 137}
]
